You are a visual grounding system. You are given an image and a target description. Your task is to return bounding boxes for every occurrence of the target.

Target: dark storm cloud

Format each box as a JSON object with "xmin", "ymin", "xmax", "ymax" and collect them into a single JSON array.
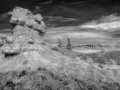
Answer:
[{"xmin": 0, "ymin": 0, "xmax": 120, "ymax": 13}]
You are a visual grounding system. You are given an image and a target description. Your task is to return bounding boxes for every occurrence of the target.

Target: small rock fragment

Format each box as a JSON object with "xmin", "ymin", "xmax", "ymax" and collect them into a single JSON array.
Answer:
[
  {"xmin": 6, "ymin": 36, "xmax": 14, "ymax": 44},
  {"xmin": 34, "ymin": 14, "xmax": 43, "ymax": 23},
  {"xmin": 2, "ymin": 44, "xmax": 21, "ymax": 55}
]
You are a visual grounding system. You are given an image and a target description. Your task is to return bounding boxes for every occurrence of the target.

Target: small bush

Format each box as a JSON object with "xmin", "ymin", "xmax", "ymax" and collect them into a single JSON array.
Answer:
[{"xmin": 78, "ymin": 50, "xmax": 120, "ymax": 65}]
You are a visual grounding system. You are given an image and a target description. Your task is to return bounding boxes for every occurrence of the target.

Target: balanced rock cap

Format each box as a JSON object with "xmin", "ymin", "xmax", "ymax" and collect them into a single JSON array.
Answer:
[{"xmin": 9, "ymin": 7, "xmax": 46, "ymax": 36}]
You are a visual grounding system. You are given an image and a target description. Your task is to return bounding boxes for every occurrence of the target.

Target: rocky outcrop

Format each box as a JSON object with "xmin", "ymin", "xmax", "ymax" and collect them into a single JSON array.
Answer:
[
  {"xmin": 0, "ymin": 7, "xmax": 73, "ymax": 76},
  {"xmin": 9, "ymin": 7, "xmax": 46, "ymax": 36}
]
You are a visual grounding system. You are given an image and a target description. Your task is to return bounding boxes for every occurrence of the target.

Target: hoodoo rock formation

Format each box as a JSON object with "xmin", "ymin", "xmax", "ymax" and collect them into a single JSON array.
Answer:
[
  {"xmin": 10, "ymin": 7, "xmax": 46, "ymax": 35},
  {"xmin": 0, "ymin": 7, "xmax": 71, "ymax": 73}
]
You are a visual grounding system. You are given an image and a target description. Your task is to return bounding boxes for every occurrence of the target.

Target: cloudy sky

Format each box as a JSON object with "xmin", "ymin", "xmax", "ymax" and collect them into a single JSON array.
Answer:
[
  {"xmin": 0, "ymin": 1, "xmax": 120, "ymax": 45},
  {"xmin": 43, "ymin": 3, "xmax": 120, "ymax": 45}
]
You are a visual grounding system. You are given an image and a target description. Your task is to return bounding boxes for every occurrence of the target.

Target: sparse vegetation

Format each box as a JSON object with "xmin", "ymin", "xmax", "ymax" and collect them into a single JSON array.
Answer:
[
  {"xmin": 0, "ymin": 68, "xmax": 119, "ymax": 90},
  {"xmin": 77, "ymin": 50, "xmax": 120, "ymax": 65}
]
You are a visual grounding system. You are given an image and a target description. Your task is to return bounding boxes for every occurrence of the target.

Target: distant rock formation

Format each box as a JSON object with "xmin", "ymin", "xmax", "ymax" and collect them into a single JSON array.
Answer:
[
  {"xmin": 66, "ymin": 36, "xmax": 72, "ymax": 50},
  {"xmin": 57, "ymin": 37, "xmax": 62, "ymax": 47}
]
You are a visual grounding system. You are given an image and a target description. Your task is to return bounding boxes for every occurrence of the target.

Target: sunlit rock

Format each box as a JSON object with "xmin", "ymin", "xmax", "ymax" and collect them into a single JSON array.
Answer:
[
  {"xmin": 6, "ymin": 36, "xmax": 14, "ymax": 44},
  {"xmin": 9, "ymin": 7, "xmax": 46, "ymax": 36},
  {"xmin": 34, "ymin": 14, "xmax": 43, "ymax": 23}
]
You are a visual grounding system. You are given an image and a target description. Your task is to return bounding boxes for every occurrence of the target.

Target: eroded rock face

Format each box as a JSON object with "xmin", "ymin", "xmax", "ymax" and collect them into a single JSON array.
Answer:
[
  {"xmin": 1, "ymin": 7, "xmax": 46, "ymax": 58},
  {"xmin": 9, "ymin": 7, "xmax": 46, "ymax": 36},
  {"xmin": 0, "ymin": 7, "xmax": 71, "ymax": 73}
]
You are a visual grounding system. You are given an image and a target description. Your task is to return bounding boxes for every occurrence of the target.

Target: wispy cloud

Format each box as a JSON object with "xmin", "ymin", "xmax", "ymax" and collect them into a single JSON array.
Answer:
[
  {"xmin": 51, "ymin": 32, "xmax": 108, "ymax": 39},
  {"xmin": 44, "ymin": 16, "xmax": 80, "ymax": 27},
  {"xmin": 79, "ymin": 14, "xmax": 120, "ymax": 31},
  {"xmin": 44, "ymin": 16, "xmax": 78, "ymax": 22}
]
